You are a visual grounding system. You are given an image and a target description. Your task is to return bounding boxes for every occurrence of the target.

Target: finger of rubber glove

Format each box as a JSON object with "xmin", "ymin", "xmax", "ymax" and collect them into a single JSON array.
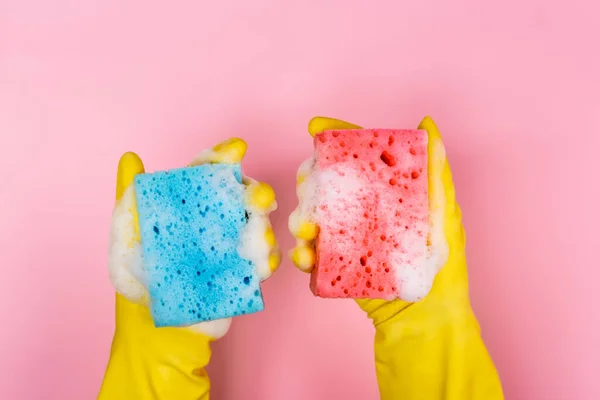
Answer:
[
  {"xmin": 288, "ymin": 210, "xmax": 318, "ymax": 272},
  {"xmin": 308, "ymin": 116, "xmax": 362, "ymax": 136},
  {"xmin": 190, "ymin": 138, "xmax": 282, "ymax": 279}
]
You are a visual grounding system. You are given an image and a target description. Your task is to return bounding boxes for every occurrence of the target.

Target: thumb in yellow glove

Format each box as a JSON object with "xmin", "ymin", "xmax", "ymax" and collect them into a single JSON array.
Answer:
[
  {"xmin": 99, "ymin": 139, "xmax": 280, "ymax": 400},
  {"xmin": 290, "ymin": 116, "xmax": 504, "ymax": 400}
]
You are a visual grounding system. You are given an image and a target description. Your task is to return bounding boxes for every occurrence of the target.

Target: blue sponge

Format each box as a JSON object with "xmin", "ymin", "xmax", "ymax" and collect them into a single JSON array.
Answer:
[{"xmin": 134, "ymin": 164, "xmax": 264, "ymax": 327}]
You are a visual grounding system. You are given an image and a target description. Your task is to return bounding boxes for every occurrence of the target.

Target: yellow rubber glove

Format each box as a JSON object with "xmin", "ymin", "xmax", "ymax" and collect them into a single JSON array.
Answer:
[
  {"xmin": 99, "ymin": 139, "xmax": 280, "ymax": 400},
  {"xmin": 290, "ymin": 116, "xmax": 504, "ymax": 400}
]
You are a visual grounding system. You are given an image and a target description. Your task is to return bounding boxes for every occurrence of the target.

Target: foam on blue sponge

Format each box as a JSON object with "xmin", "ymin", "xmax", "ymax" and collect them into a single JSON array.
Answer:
[{"xmin": 134, "ymin": 163, "xmax": 264, "ymax": 327}]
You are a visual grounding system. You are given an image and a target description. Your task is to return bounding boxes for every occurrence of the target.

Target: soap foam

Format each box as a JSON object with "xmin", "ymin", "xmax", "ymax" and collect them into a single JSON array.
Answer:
[
  {"xmin": 108, "ymin": 184, "xmax": 148, "ymax": 304},
  {"xmin": 188, "ymin": 318, "xmax": 232, "ymax": 339},
  {"xmin": 238, "ymin": 178, "xmax": 277, "ymax": 281},
  {"xmin": 189, "ymin": 148, "xmax": 218, "ymax": 166},
  {"xmin": 393, "ymin": 138, "xmax": 449, "ymax": 301},
  {"xmin": 289, "ymin": 156, "xmax": 315, "ymax": 237},
  {"xmin": 297, "ymin": 161, "xmax": 366, "ymax": 234}
]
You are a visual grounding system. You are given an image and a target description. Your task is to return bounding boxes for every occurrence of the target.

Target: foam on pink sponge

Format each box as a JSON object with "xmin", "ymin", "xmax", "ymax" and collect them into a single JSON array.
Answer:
[{"xmin": 295, "ymin": 128, "xmax": 446, "ymax": 301}]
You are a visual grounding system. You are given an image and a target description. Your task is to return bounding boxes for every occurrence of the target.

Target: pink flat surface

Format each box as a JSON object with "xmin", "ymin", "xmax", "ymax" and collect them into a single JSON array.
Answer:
[{"xmin": 1, "ymin": 1, "xmax": 599, "ymax": 399}]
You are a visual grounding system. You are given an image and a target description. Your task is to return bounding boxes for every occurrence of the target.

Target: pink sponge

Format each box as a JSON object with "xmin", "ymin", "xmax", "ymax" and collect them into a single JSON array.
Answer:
[{"xmin": 309, "ymin": 129, "xmax": 430, "ymax": 300}]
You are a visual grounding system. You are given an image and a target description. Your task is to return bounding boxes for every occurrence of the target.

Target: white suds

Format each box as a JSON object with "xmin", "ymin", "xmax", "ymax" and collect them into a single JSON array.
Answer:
[
  {"xmin": 293, "ymin": 155, "xmax": 370, "ymax": 225},
  {"xmin": 188, "ymin": 318, "xmax": 232, "ymax": 339},
  {"xmin": 289, "ymin": 156, "xmax": 315, "ymax": 237},
  {"xmin": 290, "ymin": 155, "xmax": 366, "ymax": 253},
  {"xmin": 238, "ymin": 182, "xmax": 276, "ymax": 281},
  {"xmin": 392, "ymin": 138, "xmax": 449, "ymax": 301},
  {"xmin": 107, "ymin": 185, "xmax": 149, "ymax": 304},
  {"xmin": 389, "ymin": 231, "xmax": 432, "ymax": 302},
  {"xmin": 189, "ymin": 149, "xmax": 216, "ymax": 166},
  {"xmin": 238, "ymin": 176, "xmax": 278, "ymax": 281}
]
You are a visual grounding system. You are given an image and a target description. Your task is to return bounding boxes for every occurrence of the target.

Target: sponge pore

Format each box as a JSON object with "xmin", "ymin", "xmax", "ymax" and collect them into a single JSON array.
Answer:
[{"xmin": 134, "ymin": 163, "xmax": 263, "ymax": 327}]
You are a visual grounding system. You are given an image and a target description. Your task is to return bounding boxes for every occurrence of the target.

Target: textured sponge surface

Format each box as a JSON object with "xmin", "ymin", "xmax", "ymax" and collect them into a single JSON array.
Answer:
[
  {"xmin": 134, "ymin": 164, "xmax": 263, "ymax": 327},
  {"xmin": 310, "ymin": 129, "xmax": 429, "ymax": 299}
]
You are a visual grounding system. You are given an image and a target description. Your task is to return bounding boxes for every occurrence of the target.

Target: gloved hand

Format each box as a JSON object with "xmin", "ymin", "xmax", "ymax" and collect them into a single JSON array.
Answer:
[
  {"xmin": 99, "ymin": 139, "xmax": 280, "ymax": 400},
  {"xmin": 290, "ymin": 116, "xmax": 504, "ymax": 400}
]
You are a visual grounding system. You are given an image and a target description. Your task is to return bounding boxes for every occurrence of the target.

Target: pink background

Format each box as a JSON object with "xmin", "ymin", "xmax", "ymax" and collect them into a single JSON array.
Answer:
[{"xmin": 1, "ymin": 1, "xmax": 599, "ymax": 399}]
